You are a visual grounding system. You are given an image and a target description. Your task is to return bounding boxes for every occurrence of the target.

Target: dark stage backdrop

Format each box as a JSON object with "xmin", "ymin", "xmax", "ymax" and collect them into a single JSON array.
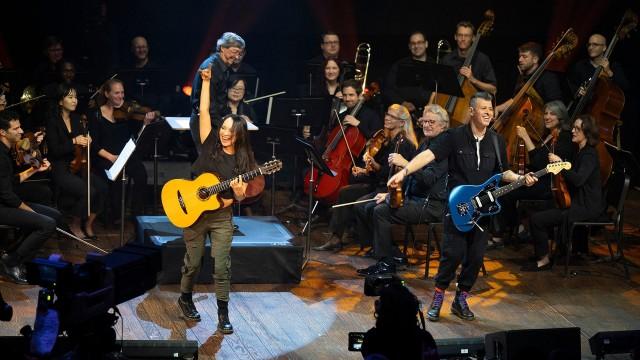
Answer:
[{"xmin": 1, "ymin": 0, "xmax": 639, "ymax": 149}]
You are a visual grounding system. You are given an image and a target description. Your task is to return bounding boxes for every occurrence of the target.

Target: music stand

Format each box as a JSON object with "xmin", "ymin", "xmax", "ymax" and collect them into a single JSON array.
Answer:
[
  {"xmin": 270, "ymin": 97, "xmax": 330, "ymax": 214},
  {"xmin": 397, "ymin": 61, "xmax": 463, "ymax": 98},
  {"xmin": 105, "ymin": 139, "xmax": 137, "ymax": 246},
  {"xmin": 251, "ymin": 125, "xmax": 298, "ymax": 215},
  {"xmin": 295, "ymin": 136, "xmax": 334, "ymax": 268},
  {"xmin": 136, "ymin": 119, "xmax": 172, "ymax": 215}
]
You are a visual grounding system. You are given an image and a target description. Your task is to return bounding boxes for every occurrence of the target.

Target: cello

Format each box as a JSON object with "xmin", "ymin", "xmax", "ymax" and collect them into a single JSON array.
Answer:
[
  {"xmin": 568, "ymin": 10, "xmax": 637, "ymax": 184},
  {"xmin": 302, "ymin": 97, "xmax": 367, "ymax": 204},
  {"xmin": 434, "ymin": 9, "xmax": 495, "ymax": 128},
  {"xmin": 492, "ymin": 28, "xmax": 577, "ymax": 173}
]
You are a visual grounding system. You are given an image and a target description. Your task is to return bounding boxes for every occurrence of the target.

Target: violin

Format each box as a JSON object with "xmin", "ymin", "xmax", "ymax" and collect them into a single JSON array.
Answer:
[
  {"xmin": 387, "ymin": 133, "xmax": 405, "ymax": 209},
  {"xmin": 14, "ymin": 132, "xmax": 46, "ymax": 169},
  {"xmin": 364, "ymin": 129, "xmax": 388, "ymax": 173},
  {"xmin": 69, "ymin": 115, "xmax": 89, "ymax": 174},
  {"xmin": 551, "ymin": 129, "xmax": 571, "ymax": 209},
  {"xmin": 112, "ymin": 101, "xmax": 160, "ymax": 122}
]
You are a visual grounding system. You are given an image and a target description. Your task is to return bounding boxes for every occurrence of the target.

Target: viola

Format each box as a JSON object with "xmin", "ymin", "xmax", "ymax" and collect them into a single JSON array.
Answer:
[
  {"xmin": 550, "ymin": 129, "xmax": 571, "ymax": 209},
  {"xmin": 113, "ymin": 101, "xmax": 160, "ymax": 122},
  {"xmin": 387, "ymin": 133, "xmax": 405, "ymax": 209},
  {"xmin": 69, "ymin": 115, "xmax": 89, "ymax": 174},
  {"xmin": 14, "ymin": 132, "xmax": 45, "ymax": 169}
]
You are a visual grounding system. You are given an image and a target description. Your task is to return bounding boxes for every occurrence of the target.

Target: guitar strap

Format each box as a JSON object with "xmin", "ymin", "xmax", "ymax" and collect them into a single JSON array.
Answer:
[{"xmin": 491, "ymin": 131, "xmax": 503, "ymax": 172}]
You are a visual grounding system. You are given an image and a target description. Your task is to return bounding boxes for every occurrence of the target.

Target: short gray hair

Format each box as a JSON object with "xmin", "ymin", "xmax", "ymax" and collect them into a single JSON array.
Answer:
[
  {"xmin": 216, "ymin": 32, "xmax": 246, "ymax": 52},
  {"xmin": 544, "ymin": 100, "xmax": 570, "ymax": 130},
  {"xmin": 423, "ymin": 104, "xmax": 449, "ymax": 129}
]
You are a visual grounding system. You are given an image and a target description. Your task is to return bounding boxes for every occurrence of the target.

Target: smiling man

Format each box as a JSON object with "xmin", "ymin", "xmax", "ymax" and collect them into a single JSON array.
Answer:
[{"xmin": 388, "ymin": 92, "xmax": 537, "ymax": 322}]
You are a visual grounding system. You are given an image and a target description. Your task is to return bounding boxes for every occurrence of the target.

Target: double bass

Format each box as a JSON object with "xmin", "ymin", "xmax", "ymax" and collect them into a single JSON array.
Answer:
[
  {"xmin": 434, "ymin": 9, "xmax": 495, "ymax": 128},
  {"xmin": 568, "ymin": 10, "xmax": 637, "ymax": 184},
  {"xmin": 492, "ymin": 28, "xmax": 577, "ymax": 173}
]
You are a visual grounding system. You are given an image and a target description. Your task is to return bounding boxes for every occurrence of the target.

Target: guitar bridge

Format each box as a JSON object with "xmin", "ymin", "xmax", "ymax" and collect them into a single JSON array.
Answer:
[{"xmin": 456, "ymin": 202, "xmax": 470, "ymax": 216}]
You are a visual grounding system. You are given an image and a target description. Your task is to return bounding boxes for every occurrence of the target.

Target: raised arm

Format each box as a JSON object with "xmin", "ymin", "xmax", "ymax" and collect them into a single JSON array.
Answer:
[{"xmin": 198, "ymin": 65, "xmax": 213, "ymax": 144}]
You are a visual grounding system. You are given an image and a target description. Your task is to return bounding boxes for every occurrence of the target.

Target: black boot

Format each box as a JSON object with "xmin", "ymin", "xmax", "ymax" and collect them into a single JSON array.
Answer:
[
  {"xmin": 177, "ymin": 293, "xmax": 201, "ymax": 321},
  {"xmin": 427, "ymin": 288, "xmax": 444, "ymax": 322},
  {"xmin": 313, "ymin": 234, "xmax": 342, "ymax": 251},
  {"xmin": 217, "ymin": 300, "xmax": 234, "ymax": 334},
  {"xmin": 451, "ymin": 289, "xmax": 475, "ymax": 321}
]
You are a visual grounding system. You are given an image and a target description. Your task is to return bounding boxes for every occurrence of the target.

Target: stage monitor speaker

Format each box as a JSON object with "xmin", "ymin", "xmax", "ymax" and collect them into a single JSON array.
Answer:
[
  {"xmin": 121, "ymin": 339, "xmax": 198, "ymax": 359},
  {"xmin": 589, "ymin": 330, "xmax": 640, "ymax": 360},
  {"xmin": 436, "ymin": 337, "xmax": 485, "ymax": 359},
  {"xmin": 485, "ymin": 327, "xmax": 580, "ymax": 360}
]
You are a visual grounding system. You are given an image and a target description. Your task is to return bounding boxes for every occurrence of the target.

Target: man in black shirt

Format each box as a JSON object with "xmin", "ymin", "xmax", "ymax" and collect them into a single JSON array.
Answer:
[
  {"xmin": 496, "ymin": 42, "xmax": 564, "ymax": 114},
  {"xmin": 0, "ymin": 110, "xmax": 62, "ymax": 284},
  {"xmin": 356, "ymin": 104, "xmax": 449, "ymax": 275},
  {"xmin": 190, "ymin": 32, "xmax": 246, "ymax": 150},
  {"xmin": 441, "ymin": 21, "xmax": 497, "ymax": 95},
  {"xmin": 388, "ymin": 92, "xmax": 537, "ymax": 321},
  {"xmin": 384, "ymin": 32, "xmax": 433, "ymax": 117}
]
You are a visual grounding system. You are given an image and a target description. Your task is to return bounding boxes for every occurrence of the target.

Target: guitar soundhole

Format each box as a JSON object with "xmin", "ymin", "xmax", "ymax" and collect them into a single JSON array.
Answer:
[{"xmin": 197, "ymin": 187, "xmax": 210, "ymax": 200}]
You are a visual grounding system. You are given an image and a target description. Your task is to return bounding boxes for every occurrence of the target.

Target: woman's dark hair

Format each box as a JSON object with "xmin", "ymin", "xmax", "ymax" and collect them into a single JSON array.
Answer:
[
  {"xmin": 322, "ymin": 58, "xmax": 341, "ymax": 81},
  {"xmin": 575, "ymin": 114, "xmax": 600, "ymax": 147},
  {"xmin": 210, "ymin": 114, "xmax": 256, "ymax": 173},
  {"xmin": 227, "ymin": 77, "xmax": 246, "ymax": 97},
  {"xmin": 48, "ymin": 82, "xmax": 77, "ymax": 119}
]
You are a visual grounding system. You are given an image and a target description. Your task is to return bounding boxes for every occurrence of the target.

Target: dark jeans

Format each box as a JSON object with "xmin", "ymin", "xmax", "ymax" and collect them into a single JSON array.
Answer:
[
  {"xmin": 529, "ymin": 206, "xmax": 596, "ymax": 258},
  {"xmin": 355, "ymin": 195, "xmax": 444, "ymax": 258},
  {"xmin": 14, "ymin": 179, "xmax": 54, "ymax": 207},
  {"xmin": 52, "ymin": 167, "xmax": 107, "ymax": 217},
  {"xmin": 434, "ymin": 215, "xmax": 489, "ymax": 292},
  {"xmin": 0, "ymin": 203, "xmax": 62, "ymax": 266},
  {"xmin": 328, "ymin": 183, "xmax": 373, "ymax": 238}
]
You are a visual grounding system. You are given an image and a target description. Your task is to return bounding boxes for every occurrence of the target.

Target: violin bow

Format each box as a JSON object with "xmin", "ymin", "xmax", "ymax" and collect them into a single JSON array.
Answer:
[
  {"xmin": 89, "ymin": 73, "xmax": 118, "ymax": 101},
  {"xmin": 334, "ymin": 108, "xmax": 358, "ymax": 168}
]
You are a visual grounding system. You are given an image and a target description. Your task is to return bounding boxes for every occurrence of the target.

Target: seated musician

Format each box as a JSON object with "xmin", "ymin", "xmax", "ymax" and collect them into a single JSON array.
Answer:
[
  {"xmin": 356, "ymin": 104, "xmax": 448, "ymax": 276},
  {"xmin": 89, "ymin": 79, "xmax": 155, "ymax": 219},
  {"xmin": 314, "ymin": 103, "xmax": 411, "ymax": 251},
  {"xmin": 522, "ymin": 114, "xmax": 604, "ymax": 271},
  {"xmin": 496, "ymin": 42, "xmax": 564, "ymax": 114},
  {"xmin": 224, "ymin": 77, "xmax": 257, "ymax": 124},
  {"xmin": 492, "ymin": 101, "xmax": 575, "ymax": 245},
  {"xmin": 0, "ymin": 110, "xmax": 63, "ymax": 284},
  {"xmin": 441, "ymin": 21, "xmax": 497, "ymax": 95},
  {"xmin": 309, "ymin": 58, "xmax": 342, "ymax": 99},
  {"xmin": 384, "ymin": 32, "xmax": 433, "ymax": 119},
  {"xmin": 46, "ymin": 83, "xmax": 107, "ymax": 240}
]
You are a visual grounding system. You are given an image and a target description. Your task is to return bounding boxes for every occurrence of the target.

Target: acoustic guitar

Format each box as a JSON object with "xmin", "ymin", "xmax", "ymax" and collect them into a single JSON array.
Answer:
[{"xmin": 162, "ymin": 160, "xmax": 282, "ymax": 228}]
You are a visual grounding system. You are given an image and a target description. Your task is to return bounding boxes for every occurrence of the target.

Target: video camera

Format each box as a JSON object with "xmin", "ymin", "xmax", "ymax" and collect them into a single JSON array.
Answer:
[{"xmin": 18, "ymin": 243, "xmax": 162, "ymax": 358}]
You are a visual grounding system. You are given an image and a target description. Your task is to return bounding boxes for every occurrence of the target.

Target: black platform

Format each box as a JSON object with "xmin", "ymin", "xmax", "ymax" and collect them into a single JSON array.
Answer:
[{"xmin": 135, "ymin": 216, "xmax": 303, "ymax": 284}]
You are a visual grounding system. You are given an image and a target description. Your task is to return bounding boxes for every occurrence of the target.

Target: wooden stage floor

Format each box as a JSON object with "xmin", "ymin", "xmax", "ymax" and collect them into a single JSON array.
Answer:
[{"xmin": 2, "ymin": 189, "xmax": 640, "ymax": 359}]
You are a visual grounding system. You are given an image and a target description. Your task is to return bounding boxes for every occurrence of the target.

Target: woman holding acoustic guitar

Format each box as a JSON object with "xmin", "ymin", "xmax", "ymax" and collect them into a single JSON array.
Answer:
[{"xmin": 177, "ymin": 64, "xmax": 254, "ymax": 334}]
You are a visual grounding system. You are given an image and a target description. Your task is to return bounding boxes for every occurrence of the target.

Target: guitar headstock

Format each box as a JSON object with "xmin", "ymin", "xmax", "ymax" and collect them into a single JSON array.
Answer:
[
  {"xmin": 547, "ymin": 161, "xmax": 571, "ymax": 174},
  {"xmin": 260, "ymin": 160, "xmax": 283, "ymax": 175},
  {"xmin": 477, "ymin": 9, "xmax": 496, "ymax": 38},
  {"xmin": 619, "ymin": 10, "xmax": 638, "ymax": 39},
  {"xmin": 552, "ymin": 28, "xmax": 578, "ymax": 59}
]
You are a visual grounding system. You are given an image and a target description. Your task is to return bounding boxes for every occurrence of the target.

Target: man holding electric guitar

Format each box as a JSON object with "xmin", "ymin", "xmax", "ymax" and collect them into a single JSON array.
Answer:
[{"xmin": 388, "ymin": 92, "xmax": 540, "ymax": 322}]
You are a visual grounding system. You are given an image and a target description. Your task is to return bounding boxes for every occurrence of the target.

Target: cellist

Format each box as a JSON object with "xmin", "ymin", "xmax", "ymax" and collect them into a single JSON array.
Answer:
[
  {"xmin": 491, "ymin": 101, "xmax": 575, "ymax": 246},
  {"xmin": 314, "ymin": 103, "xmax": 412, "ymax": 251},
  {"xmin": 495, "ymin": 42, "xmax": 564, "ymax": 115}
]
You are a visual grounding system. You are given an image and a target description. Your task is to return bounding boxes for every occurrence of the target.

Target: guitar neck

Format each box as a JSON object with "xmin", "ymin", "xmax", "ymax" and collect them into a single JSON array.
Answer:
[
  {"xmin": 206, "ymin": 168, "xmax": 263, "ymax": 194},
  {"xmin": 491, "ymin": 167, "xmax": 550, "ymax": 199}
]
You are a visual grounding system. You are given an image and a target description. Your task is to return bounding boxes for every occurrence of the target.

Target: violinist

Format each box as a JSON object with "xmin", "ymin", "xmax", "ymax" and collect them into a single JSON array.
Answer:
[
  {"xmin": 495, "ymin": 42, "xmax": 564, "ymax": 115},
  {"xmin": 356, "ymin": 104, "xmax": 448, "ymax": 276},
  {"xmin": 11, "ymin": 124, "xmax": 53, "ymax": 206},
  {"xmin": 89, "ymin": 79, "xmax": 154, "ymax": 219},
  {"xmin": 523, "ymin": 114, "xmax": 603, "ymax": 271},
  {"xmin": 0, "ymin": 110, "xmax": 63, "ymax": 284},
  {"xmin": 46, "ymin": 83, "xmax": 107, "ymax": 239},
  {"xmin": 314, "ymin": 104, "xmax": 411, "ymax": 251},
  {"xmin": 491, "ymin": 101, "xmax": 575, "ymax": 246}
]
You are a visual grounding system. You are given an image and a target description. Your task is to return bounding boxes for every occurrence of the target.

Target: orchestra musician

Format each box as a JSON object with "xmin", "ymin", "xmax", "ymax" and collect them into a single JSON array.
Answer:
[
  {"xmin": 441, "ymin": 21, "xmax": 497, "ymax": 95},
  {"xmin": 491, "ymin": 101, "xmax": 575, "ymax": 246},
  {"xmin": 46, "ymin": 83, "xmax": 107, "ymax": 240},
  {"xmin": 177, "ymin": 65, "xmax": 254, "ymax": 335},
  {"xmin": 309, "ymin": 58, "xmax": 342, "ymax": 99},
  {"xmin": 523, "ymin": 114, "xmax": 603, "ymax": 271},
  {"xmin": 0, "ymin": 110, "xmax": 63, "ymax": 284},
  {"xmin": 384, "ymin": 31, "xmax": 433, "ymax": 118},
  {"xmin": 89, "ymin": 79, "xmax": 154, "ymax": 219},
  {"xmin": 495, "ymin": 42, "xmax": 564, "ymax": 115},
  {"xmin": 356, "ymin": 104, "xmax": 448, "ymax": 276},
  {"xmin": 388, "ymin": 92, "xmax": 537, "ymax": 321},
  {"xmin": 224, "ymin": 77, "xmax": 257, "ymax": 124},
  {"xmin": 190, "ymin": 32, "xmax": 246, "ymax": 151}
]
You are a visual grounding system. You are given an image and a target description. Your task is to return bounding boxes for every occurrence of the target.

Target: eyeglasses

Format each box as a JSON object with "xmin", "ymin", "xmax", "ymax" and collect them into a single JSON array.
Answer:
[
  {"xmin": 572, "ymin": 125, "xmax": 583, "ymax": 132},
  {"xmin": 418, "ymin": 119, "xmax": 438, "ymax": 127}
]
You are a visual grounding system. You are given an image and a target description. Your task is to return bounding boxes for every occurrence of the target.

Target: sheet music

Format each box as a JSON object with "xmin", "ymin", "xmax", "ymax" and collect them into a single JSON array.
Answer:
[{"xmin": 105, "ymin": 139, "xmax": 136, "ymax": 181}]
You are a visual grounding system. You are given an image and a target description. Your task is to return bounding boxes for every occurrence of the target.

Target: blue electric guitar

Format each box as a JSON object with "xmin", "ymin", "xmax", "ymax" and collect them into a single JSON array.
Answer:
[{"xmin": 448, "ymin": 162, "xmax": 571, "ymax": 232}]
